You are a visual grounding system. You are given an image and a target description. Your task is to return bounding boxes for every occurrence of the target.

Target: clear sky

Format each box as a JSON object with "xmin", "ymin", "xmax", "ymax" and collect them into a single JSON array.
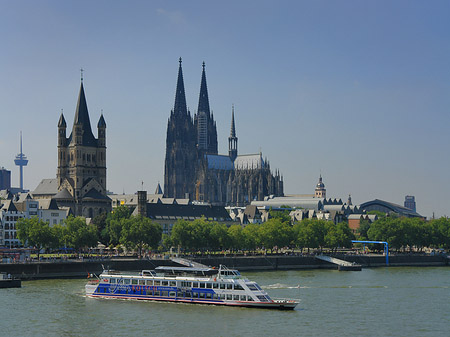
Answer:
[{"xmin": 1, "ymin": 0, "xmax": 449, "ymax": 218}]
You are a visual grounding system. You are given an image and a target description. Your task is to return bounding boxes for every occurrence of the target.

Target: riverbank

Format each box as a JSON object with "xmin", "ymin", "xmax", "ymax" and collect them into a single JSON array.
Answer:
[{"xmin": 0, "ymin": 254, "xmax": 447, "ymax": 280}]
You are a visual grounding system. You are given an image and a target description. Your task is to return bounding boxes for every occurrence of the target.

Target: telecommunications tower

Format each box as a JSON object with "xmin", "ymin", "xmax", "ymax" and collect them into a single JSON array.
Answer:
[{"xmin": 14, "ymin": 131, "xmax": 28, "ymax": 191}]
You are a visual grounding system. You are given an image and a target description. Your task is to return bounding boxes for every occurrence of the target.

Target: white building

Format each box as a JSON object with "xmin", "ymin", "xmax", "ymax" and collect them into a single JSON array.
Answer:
[{"xmin": 0, "ymin": 195, "xmax": 68, "ymax": 248}]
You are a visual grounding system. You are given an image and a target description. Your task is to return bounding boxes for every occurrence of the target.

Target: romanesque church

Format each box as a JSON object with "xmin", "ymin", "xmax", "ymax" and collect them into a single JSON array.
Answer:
[
  {"xmin": 55, "ymin": 80, "xmax": 111, "ymax": 217},
  {"xmin": 164, "ymin": 59, "xmax": 284, "ymax": 206}
]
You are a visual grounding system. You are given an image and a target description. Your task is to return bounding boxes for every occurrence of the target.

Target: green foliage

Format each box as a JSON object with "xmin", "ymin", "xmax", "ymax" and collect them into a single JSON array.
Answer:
[
  {"xmin": 228, "ymin": 225, "xmax": 245, "ymax": 251},
  {"xmin": 367, "ymin": 210, "xmax": 387, "ymax": 218},
  {"xmin": 293, "ymin": 219, "xmax": 327, "ymax": 250},
  {"xmin": 120, "ymin": 216, "xmax": 162, "ymax": 256},
  {"xmin": 268, "ymin": 207, "xmax": 291, "ymax": 224},
  {"xmin": 259, "ymin": 218, "xmax": 293, "ymax": 252},
  {"xmin": 16, "ymin": 217, "xmax": 55, "ymax": 258},
  {"xmin": 242, "ymin": 224, "xmax": 260, "ymax": 251},
  {"xmin": 64, "ymin": 216, "xmax": 98, "ymax": 252}
]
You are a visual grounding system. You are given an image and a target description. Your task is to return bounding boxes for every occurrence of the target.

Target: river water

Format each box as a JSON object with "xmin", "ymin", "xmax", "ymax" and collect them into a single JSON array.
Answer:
[{"xmin": 1, "ymin": 266, "xmax": 449, "ymax": 337}]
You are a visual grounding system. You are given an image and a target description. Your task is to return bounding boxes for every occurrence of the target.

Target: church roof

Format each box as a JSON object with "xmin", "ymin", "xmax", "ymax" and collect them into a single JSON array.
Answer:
[
  {"xmin": 33, "ymin": 178, "xmax": 58, "ymax": 196},
  {"xmin": 83, "ymin": 188, "xmax": 111, "ymax": 201},
  {"xmin": 53, "ymin": 188, "xmax": 73, "ymax": 200},
  {"xmin": 234, "ymin": 154, "xmax": 265, "ymax": 170},
  {"xmin": 68, "ymin": 82, "xmax": 97, "ymax": 147},
  {"xmin": 206, "ymin": 154, "xmax": 234, "ymax": 170}
]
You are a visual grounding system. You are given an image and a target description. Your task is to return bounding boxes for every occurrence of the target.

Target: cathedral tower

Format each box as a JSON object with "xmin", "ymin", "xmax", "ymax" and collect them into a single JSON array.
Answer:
[
  {"xmin": 194, "ymin": 62, "xmax": 217, "ymax": 155},
  {"xmin": 164, "ymin": 58, "xmax": 198, "ymax": 199}
]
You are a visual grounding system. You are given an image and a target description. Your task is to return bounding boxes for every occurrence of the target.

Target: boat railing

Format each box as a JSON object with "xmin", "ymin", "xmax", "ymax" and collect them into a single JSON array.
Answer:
[{"xmin": 272, "ymin": 298, "xmax": 300, "ymax": 304}]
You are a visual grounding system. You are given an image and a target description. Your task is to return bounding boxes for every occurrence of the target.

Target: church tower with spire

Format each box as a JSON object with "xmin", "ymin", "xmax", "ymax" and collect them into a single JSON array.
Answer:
[
  {"xmin": 194, "ymin": 62, "xmax": 218, "ymax": 155},
  {"xmin": 56, "ymin": 76, "xmax": 111, "ymax": 217},
  {"xmin": 164, "ymin": 58, "xmax": 198, "ymax": 199}
]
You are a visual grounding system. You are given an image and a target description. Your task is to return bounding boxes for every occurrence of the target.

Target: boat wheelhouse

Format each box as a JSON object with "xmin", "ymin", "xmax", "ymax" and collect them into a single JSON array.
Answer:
[{"xmin": 86, "ymin": 265, "xmax": 299, "ymax": 310}]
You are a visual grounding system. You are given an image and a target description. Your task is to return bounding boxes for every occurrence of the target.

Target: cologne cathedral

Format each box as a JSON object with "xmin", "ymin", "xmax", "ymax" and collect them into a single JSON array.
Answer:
[{"xmin": 164, "ymin": 59, "xmax": 283, "ymax": 206}]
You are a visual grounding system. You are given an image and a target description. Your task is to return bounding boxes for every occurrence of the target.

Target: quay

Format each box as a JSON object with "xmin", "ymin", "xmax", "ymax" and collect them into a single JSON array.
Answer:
[
  {"xmin": 0, "ymin": 254, "xmax": 447, "ymax": 280},
  {"xmin": 315, "ymin": 255, "xmax": 362, "ymax": 271}
]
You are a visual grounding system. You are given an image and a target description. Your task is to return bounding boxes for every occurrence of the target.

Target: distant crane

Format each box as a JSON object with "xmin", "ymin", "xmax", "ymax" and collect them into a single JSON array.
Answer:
[{"xmin": 14, "ymin": 131, "xmax": 28, "ymax": 191}]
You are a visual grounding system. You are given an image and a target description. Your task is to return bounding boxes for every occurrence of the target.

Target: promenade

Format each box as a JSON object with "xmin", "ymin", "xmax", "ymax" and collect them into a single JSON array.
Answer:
[{"xmin": 0, "ymin": 253, "xmax": 447, "ymax": 280}]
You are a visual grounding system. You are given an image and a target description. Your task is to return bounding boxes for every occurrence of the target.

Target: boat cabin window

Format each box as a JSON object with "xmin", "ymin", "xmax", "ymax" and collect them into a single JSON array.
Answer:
[
  {"xmin": 131, "ymin": 279, "xmax": 138, "ymax": 285},
  {"xmin": 226, "ymin": 284, "xmax": 232, "ymax": 290},
  {"xmin": 154, "ymin": 280, "xmax": 161, "ymax": 286},
  {"xmin": 170, "ymin": 281, "xmax": 176, "ymax": 286},
  {"xmin": 193, "ymin": 292, "xmax": 199, "ymax": 298},
  {"xmin": 199, "ymin": 282, "xmax": 206, "ymax": 288},
  {"xmin": 169, "ymin": 291, "xmax": 176, "ymax": 297},
  {"xmin": 193, "ymin": 282, "xmax": 199, "ymax": 288},
  {"xmin": 213, "ymin": 294, "xmax": 219, "ymax": 299},
  {"xmin": 206, "ymin": 293, "xmax": 212, "ymax": 299},
  {"xmin": 240, "ymin": 295, "xmax": 246, "ymax": 301},
  {"xmin": 247, "ymin": 284, "xmax": 258, "ymax": 291},
  {"xmin": 219, "ymin": 283, "xmax": 225, "ymax": 289},
  {"xmin": 161, "ymin": 291, "xmax": 168, "ymax": 297},
  {"xmin": 181, "ymin": 281, "xmax": 190, "ymax": 287},
  {"xmin": 226, "ymin": 294, "xmax": 232, "ymax": 300},
  {"xmin": 154, "ymin": 291, "xmax": 160, "ymax": 296},
  {"xmin": 233, "ymin": 295, "xmax": 239, "ymax": 301},
  {"xmin": 257, "ymin": 295, "xmax": 269, "ymax": 302},
  {"xmin": 138, "ymin": 280, "xmax": 145, "ymax": 285},
  {"xmin": 124, "ymin": 279, "xmax": 130, "ymax": 285},
  {"xmin": 213, "ymin": 283, "xmax": 219, "ymax": 289},
  {"xmin": 234, "ymin": 284, "xmax": 244, "ymax": 291},
  {"xmin": 206, "ymin": 283, "xmax": 212, "ymax": 289},
  {"xmin": 162, "ymin": 281, "xmax": 168, "ymax": 286},
  {"xmin": 110, "ymin": 278, "xmax": 116, "ymax": 284},
  {"xmin": 247, "ymin": 296, "xmax": 254, "ymax": 302}
]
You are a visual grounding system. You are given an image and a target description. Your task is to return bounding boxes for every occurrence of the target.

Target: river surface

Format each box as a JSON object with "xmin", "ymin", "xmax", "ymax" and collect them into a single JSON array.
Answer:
[{"xmin": 1, "ymin": 266, "xmax": 449, "ymax": 337}]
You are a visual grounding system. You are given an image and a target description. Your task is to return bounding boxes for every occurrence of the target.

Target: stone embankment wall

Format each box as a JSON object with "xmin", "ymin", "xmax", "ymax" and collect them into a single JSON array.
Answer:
[{"xmin": 0, "ymin": 255, "xmax": 447, "ymax": 280}]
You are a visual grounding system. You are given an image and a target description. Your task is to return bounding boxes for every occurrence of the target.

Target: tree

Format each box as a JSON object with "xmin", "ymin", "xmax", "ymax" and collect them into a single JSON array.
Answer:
[
  {"xmin": 269, "ymin": 207, "xmax": 291, "ymax": 225},
  {"xmin": 293, "ymin": 219, "xmax": 327, "ymax": 252},
  {"xmin": 324, "ymin": 222, "xmax": 354, "ymax": 252},
  {"xmin": 242, "ymin": 224, "xmax": 260, "ymax": 252},
  {"xmin": 228, "ymin": 225, "xmax": 245, "ymax": 251},
  {"xmin": 16, "ymin": 217, "xmax": 55, "ymax": 259},
  {"xmin": 259, "ymin": 218, "xmax": 293, "ymax": 253},
  {"xmin": 120, "ymin": 216, "xmax": 162, "ymax": 257},
  {"xmin": 210, "ymin": 223, "xmax": 231, "ymax": 250},
  {"xmin": 64, "ymin": 216, "xmax": 98, "ymax": 252}
]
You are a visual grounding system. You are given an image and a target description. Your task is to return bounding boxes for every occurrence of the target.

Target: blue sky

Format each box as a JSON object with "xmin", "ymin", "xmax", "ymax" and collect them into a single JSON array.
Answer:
[{"xmin": 1, "ymin": 0, "xmax": 449, "ymax": 218}]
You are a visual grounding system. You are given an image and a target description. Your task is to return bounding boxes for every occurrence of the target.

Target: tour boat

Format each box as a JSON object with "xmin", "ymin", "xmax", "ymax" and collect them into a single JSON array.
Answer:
[{"xmin": 85, "ymin": 265, "xmax": 299, "ymax": 310}]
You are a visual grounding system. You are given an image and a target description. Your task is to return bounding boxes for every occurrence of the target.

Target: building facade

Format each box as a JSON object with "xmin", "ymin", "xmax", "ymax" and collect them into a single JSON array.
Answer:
[{"xmin": 164, "ymin": 59, "xmax": 283, "ymax": 206}]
